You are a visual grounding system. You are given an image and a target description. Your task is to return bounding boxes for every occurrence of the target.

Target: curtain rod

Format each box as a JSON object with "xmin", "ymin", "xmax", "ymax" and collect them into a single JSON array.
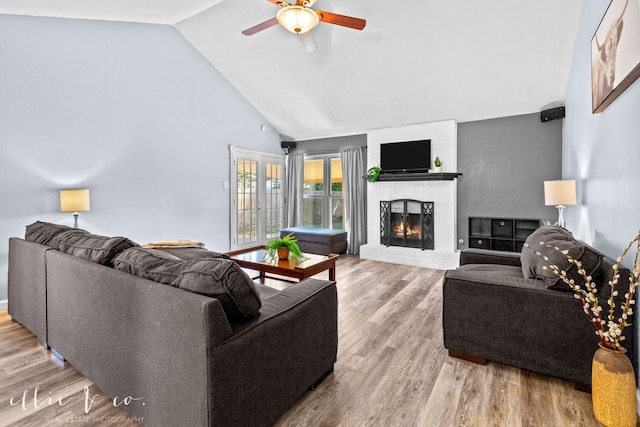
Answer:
[{"xmin": 294, "ymin": 146, "xmax": 367, "ymax": 156}]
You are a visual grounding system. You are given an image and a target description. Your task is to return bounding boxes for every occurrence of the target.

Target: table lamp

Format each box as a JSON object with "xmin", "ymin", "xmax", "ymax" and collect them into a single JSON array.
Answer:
[
  {"xmin": 60, "ymin": 189, "xmax": 91, "ymax": 228},
  {"xmin": 544, "ymin": 180, "xmax": 576, "ymax": 228}
]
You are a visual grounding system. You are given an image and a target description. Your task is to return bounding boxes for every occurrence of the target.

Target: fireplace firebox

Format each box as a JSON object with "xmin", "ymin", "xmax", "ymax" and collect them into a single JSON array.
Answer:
[{"xmin": 380, "ymin": 200, "xmax": 434, "ymax": 250}]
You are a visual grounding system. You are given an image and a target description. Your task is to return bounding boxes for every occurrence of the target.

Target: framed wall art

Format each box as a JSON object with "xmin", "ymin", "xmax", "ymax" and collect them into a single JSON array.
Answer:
[{"xmin": 591, "ymin": 0, "xmax": 640, "ymax": 113}]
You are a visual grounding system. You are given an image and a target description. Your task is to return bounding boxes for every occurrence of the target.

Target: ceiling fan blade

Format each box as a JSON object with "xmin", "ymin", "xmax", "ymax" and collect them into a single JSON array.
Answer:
[
  {"xmin": 242, "ymin": 17, "xmax": 279, "ymax": 36},
  {"xmin": 266, "ymin": 0, "xmax": 290, "ymax": 6},
  {"xmin": 316, "ymin": 10, "xmax": 366, "ymax": 30}
]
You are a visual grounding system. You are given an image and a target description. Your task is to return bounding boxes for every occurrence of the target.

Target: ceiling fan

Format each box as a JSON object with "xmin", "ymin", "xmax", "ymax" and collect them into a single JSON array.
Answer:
[{"xmin": 242, "ymin": 0, "xmax": 366, "ymax": 36}]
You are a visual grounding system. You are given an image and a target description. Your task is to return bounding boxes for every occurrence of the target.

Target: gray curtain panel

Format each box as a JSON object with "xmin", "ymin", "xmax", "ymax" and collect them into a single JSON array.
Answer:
[
  {"xmin": 286, "ymin": 152, "xmax": 304, "ymax": 227},
  {"xmin": 340, "ymin": 147, "xmax": 367, "ymax": 254}
]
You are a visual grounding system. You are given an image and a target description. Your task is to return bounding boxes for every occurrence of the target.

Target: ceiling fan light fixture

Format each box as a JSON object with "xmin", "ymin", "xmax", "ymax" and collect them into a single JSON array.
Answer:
[{"xmin": 277, "ymin": 6, "xmax": 319, "ymax": 34}]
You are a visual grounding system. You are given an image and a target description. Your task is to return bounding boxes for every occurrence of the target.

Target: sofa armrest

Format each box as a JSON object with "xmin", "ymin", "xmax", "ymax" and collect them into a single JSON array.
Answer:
[
  {"xmin": 8, "ymin": 237, "xmax": 51, "ymax": 347},
  {"xmin": 229, "ymin": 278, "xmax": 337, "ymax": 335},
  {"xmin": 460, "ymin": 248, "xmax": 522, "ymax": 267},
  {"xmin": 207, "ymin": 278, "xmax": 338, "ymax": 427}
]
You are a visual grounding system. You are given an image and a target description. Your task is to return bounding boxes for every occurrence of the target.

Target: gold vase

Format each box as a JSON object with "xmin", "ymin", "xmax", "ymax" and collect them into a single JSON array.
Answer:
[
  {"xmin": 277, "ymin": 247, "xmax": 290, "ymax": 259},
  {"xmin": 592, "ymin": 343, "xmax": 637, "ymax": 427}
]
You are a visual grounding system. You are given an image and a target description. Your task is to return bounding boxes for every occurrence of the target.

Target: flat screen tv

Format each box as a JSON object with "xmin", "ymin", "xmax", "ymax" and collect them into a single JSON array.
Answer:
[{"xmin": 380, "ymin": 140, "xmax": 431, "ymax": 173}]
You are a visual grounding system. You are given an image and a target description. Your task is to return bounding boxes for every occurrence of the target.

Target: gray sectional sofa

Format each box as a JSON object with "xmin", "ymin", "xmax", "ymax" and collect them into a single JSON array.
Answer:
[
  {"xmin": 8, "ymin": 222, "xmax": 338, "ymax": 427},
  {"xmin": 443, "ymin": 226, "xmax": 635, "ymax": 387}
]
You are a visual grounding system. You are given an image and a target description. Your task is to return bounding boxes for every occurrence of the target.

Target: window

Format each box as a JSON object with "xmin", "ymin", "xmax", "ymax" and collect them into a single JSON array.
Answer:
[
  {"xmin": 303, "ymin": 155, "xmax": 344, "ymax": 230},
  {"xmin": 231, "ymin": 147, "xmax": 285, "ymax": 250}
]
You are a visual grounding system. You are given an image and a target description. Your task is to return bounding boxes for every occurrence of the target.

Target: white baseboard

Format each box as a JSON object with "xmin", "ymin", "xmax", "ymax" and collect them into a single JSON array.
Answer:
[
  {"xmin": 637, "ymin": 388, "xmax": 640, "ymax": 417},
  {"xmin": 0, "ymin": 300, "xmax": 7, "ymax": 311}
]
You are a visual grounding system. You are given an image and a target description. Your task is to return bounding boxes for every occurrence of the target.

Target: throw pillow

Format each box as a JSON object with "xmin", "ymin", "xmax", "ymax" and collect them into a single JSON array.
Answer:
[
  {"xmin": 173, "ymin": 258, "xmax": 262, "ymax": 322},
  {"xmin": 113, "ymin": 247, "xmax": 187, "ymax": 284},
  {"xmin": 25, "ymin": 221, "xmax": 77, "ymax": 247},
  {"xmin": 54, "ymin": 230, "xmax": 138, "ymax": 266},
  {"xmin": 157, "ymin": 247, "xmax": 230, "ymax": 261},
  {"xmin": 521, "ymin": 226, "xmax": 604, "ymax": 291}
]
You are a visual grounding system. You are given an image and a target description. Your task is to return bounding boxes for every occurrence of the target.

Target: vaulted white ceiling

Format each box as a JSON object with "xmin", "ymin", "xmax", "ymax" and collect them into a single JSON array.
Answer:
[{"xmin": 0, "ymin": 0, "xmax": 583, "ymax": 140}]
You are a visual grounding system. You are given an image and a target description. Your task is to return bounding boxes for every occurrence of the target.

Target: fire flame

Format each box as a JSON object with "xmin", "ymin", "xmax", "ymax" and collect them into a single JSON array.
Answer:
[{"xmin": 393, "ymin": 221, "xmax": 421, "ymax": 239}]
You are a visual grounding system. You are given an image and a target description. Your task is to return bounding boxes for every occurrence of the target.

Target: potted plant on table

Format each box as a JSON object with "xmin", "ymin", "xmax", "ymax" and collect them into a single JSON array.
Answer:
[{"xmin": 265, "ymin": 233, "xmax": 304, "ymax": 260}]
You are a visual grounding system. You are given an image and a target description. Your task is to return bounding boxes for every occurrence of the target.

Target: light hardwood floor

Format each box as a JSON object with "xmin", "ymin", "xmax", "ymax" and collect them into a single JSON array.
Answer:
[{"xmin": 0, "ymin": 255, "xmax": 605, "ymax": 426}]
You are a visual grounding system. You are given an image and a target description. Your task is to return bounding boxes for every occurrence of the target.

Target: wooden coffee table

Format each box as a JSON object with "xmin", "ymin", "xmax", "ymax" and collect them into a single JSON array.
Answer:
[{"xmin": 226, "ymin": 246, "xmax": 338, "ymax": 284}]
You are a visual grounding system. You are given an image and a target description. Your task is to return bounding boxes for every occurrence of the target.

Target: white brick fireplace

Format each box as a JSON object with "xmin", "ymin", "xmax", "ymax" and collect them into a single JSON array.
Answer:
[{"xmin": 359, "ymin": 120, "xmax": 460, "ymax": 270}]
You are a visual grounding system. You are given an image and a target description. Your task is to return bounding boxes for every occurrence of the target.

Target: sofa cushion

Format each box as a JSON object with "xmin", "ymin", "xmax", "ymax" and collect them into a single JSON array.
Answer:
[
  {"xmin": 521, "ymin": 226, "xmax": 604, "ymax": 291},
  {"xmin": 48, "ymin": 228, "xmax": 91, "ymax": 248},
  {"xmin": 255, "ymin": 283, "xmax": 280, "ymax": 300},
  {"xmin": 112, "ymin": 247, "xmax": 188, "ymax": 284},
  {"xmin": 157, "ymin": 247, "xmax": 230, "ymax": 261},
  {"xmin": 54, "ymin": 230, "xmax": 138, "ymax": 266},
  {"xmin": 174, "ymin": 258, "xmax": 261, "ymax": 322},
  {"xmin": 457, "ymin": 264, "xmax": 526, "ymax": 279},
  {"xmin": 25, "ymin": 221, "xmax": 77, "ymax": 247}
]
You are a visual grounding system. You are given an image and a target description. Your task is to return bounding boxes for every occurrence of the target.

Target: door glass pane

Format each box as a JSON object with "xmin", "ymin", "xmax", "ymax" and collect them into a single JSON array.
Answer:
[
  {"xmin": 237, "ymin": 159, "xmax": 258, "ymax": 244},
  {"xmin": 303, "ymin": 198, "xmax": 323, "ymax": 228},
  {"xmin": 265, "ymin": 162, "xmax": 283, "ymax": 239}
]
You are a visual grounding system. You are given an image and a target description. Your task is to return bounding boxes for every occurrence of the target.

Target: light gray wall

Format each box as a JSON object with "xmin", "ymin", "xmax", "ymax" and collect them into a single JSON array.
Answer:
[
  {"xmin": 457, "ymin": 113, "xmax": 563, "ymax": 249},
  {"xmin": 563, "ymin": 0, "xmax": 640, "ymax": 257},
  {"xmin": 563, "ymin": 0, "xmax": 640, "ymax": 375},
  {"xmin": 0, "ymin": 15, "xmax": 282, "ymax": 306},
  {"xmin": 288, "ymin": 134, "xmax": 367, "ymax": 154}
]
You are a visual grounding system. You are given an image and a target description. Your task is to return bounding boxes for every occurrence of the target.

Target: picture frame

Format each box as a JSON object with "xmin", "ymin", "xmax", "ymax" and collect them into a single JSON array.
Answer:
[{"xmin": 591, "ymin": 0, "xmax": 640, "ymax": 113}]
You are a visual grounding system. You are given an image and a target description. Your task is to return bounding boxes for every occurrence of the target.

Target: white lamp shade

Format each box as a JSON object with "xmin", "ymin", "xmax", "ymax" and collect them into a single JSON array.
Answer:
[
  {"xmin": 60, "ymin": 189, "xmax": 91, "ymax": 212},
  {"xmin": 544, "ymin": 180, "xmax": 576, "ymax": 206},
  {"xmin": 277, "ymin": 6, "xmax": 320, "ymax": 34}
]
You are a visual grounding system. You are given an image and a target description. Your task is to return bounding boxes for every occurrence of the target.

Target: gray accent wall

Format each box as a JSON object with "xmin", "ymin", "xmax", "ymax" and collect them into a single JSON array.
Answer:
[
  {"xmin": 0, "ymin": 16, "xmax": 282, "ymax": 306},
  {"xmin": 457, "ymin": 113, "xmax": 563, "ymax": 249}
]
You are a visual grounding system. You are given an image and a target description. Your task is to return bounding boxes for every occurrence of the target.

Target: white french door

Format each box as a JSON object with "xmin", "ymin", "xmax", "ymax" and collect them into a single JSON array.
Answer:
[{"xmin": 230, "ymin": 146, "xmax": 285, "ymax": 251}]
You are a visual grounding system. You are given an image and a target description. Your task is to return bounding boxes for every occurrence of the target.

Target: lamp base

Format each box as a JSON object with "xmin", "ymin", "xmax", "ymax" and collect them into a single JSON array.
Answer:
[
  {"xmin": 555, "ymin": 205, "xmax": 566, "ymax": 228},
  {"xmin": 73, "ymin": 212, "xmax": 79, "ymax": 228}
]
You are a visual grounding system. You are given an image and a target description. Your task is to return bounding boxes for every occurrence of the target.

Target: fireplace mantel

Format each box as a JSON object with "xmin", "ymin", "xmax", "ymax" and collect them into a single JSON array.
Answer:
[{"xmin": 376, "ymin": 172, "xmax": 462, "ymax": 182}]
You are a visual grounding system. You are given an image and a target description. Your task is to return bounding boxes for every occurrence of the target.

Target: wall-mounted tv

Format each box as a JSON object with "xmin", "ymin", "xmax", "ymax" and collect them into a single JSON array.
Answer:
[{"xmin": 380, "ymin": 139, "xmax": 431, "ymax": 173}]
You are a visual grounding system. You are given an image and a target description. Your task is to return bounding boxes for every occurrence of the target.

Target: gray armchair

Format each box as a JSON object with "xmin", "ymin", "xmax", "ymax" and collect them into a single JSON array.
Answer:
[{"xmin": 442, "ymin": 245, "xmax": 634, "ymax": 388}]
